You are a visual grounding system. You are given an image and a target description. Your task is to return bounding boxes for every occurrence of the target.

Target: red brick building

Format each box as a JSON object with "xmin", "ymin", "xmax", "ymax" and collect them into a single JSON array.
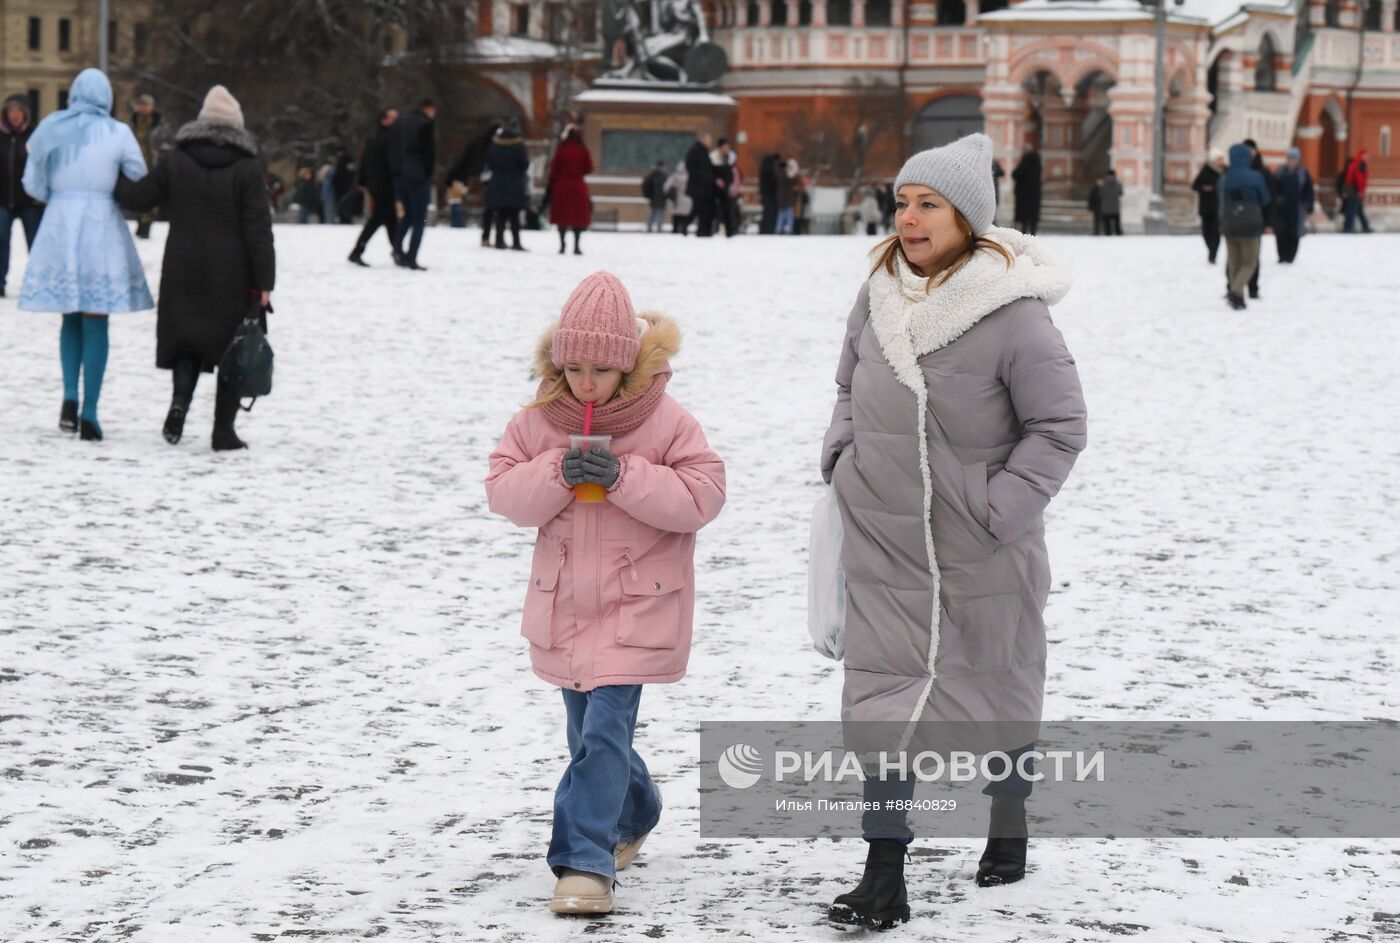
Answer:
[{"xmin": 463, "ymin": 0, "xmax": 1400, "ymax": 228}]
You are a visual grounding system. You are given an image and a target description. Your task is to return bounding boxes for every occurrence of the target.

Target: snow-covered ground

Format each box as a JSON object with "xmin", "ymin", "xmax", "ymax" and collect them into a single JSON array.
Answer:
[{"xmin": 2, "ymin": 224, "xmax": 1397, "ymax": 942}]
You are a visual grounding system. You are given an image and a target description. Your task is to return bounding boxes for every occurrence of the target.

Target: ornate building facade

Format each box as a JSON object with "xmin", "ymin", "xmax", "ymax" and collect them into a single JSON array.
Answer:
[
  {"xmin": 467, "ymin": 0, "xmax": 1400, "ymax": 228},
  {"xmin": 0, "ymin": 0, "xmax": 151, "ymax": 119}
]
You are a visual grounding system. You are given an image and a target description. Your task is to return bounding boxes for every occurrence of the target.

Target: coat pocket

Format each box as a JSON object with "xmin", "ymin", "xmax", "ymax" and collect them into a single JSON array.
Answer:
[
  {"xmin": 961, "ymin": 461, "xmax": 998, "ymax": 549},
  {"xmin": 521, "ymin": 540, "xmax": 565, "ymax": 650},
  {"xmin": 616, "ymin": 558, "xmax": 685, "ymax": 650}
]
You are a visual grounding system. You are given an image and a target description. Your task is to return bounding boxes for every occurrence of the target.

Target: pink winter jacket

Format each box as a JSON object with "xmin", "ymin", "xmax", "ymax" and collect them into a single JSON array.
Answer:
[{"xmin": 484, "ymin": 314, "xmax": 727, "ymax": 692}]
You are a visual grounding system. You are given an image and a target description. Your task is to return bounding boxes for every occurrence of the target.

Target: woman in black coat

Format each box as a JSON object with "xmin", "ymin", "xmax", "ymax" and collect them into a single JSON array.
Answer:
[
  {"xmin": 117, "ymin": 85, "xmax": 274, "ymax": 451},
  {"xmin": 484, "ymin": 118, "xmax": 529, "ymax": 250}
]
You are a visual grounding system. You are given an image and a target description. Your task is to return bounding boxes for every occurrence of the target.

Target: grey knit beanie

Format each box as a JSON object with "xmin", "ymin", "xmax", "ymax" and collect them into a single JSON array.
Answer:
[
  {"xmin": 197, "ymin": 85, "xmax": 244, "ymax": 130},
  {"xmin": 893, "ymin": 132, "xmax": 997, "ymax": 235}
]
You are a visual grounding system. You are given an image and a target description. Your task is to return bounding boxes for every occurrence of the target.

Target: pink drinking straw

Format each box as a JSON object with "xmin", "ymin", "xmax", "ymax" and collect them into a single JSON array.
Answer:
[{"xmin": 583, "ymin": 401, "xmax": 594, "ymax": 437}]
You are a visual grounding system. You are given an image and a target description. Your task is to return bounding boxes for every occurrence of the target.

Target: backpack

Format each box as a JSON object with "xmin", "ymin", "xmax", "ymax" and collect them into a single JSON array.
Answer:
[{"xmin": 1220, "ymin": 189, "xmax": 1264, "ymax": 238}]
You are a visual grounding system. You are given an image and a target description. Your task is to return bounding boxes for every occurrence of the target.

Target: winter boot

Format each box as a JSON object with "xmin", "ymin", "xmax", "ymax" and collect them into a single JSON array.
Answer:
[
  {"xmin": 79, "ymin": 419, "xmax": 103, "ymax": 441},
  {"xmin": 549, "ymin": 868, "xmax": 614, "ymax": 914},
  {"xmin": 60, "ymin": 400, "xmax": 79, "ymax": 433},
  {"xmin": 165, "ymin": 359, "xmax": 198, "ymax": 445},
  {"xmin": 212, "ymin": 377, "xmax": 247, "ymax": 451},
  {"xmin": 614, "ymin": 831, "xmax": 650, "ymax": 871},
  {"xmin": 164, "ymin": 402, "xmax": 190, "ymax": 444},
  {"xmin": 348, "ymin": 249, "xmax": 369, "ymax": 267},
  {"xmin": 829, "ymin": 840, "xmax": 911, "ymax": 929},
  {"xmin": 1227, "ymin": 292, "xmax": 1247, "ymax": 311},
  {"xmin": 975, "ymin": 796, "xmax": 1028, "ymax": 887}
]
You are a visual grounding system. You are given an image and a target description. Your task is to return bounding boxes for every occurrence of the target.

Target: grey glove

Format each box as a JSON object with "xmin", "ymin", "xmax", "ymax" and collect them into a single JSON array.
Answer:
[
  {"xmin": 579, "ymin": 446, "xmax": 621, "ymax": 490},
  {"xmin": 561, "ymin": 448, "xmax": 589, "ymax": 487}
]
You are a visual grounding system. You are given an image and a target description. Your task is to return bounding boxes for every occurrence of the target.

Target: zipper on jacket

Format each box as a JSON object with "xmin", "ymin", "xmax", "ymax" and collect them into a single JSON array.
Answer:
[{"xmin": 622, "ymin": 547, "xmax": 639, "ymax": 583}]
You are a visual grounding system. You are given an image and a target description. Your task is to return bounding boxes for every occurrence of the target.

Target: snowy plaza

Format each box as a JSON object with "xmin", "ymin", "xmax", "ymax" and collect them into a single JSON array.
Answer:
[{"xmin": 2, "ymin": 225, "xmax": 1399, "ymax": 941}]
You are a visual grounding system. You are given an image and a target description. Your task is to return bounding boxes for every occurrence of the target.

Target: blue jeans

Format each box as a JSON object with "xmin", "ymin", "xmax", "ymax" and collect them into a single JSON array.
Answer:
[
  {"xmin": 646, "ymin": 206, "xmax": 665, "ymax": 232},
  {"xmin": 548, "ymin": 684, "xmax": 663, "ymax": 880},
  {"xmin": 776, "ymin": 207, "xmax": 794, "ymax": 234},
  {"xmin": 393, "ymin": 178, "xmax": 430, "ymax": 263},
  {"xmin": 0, "ymin": 204, "xmax": 43, "ymax": 291},
  {"xmin": 861, "ymin": 742, "xmax": 1038, "ymax": 844}
]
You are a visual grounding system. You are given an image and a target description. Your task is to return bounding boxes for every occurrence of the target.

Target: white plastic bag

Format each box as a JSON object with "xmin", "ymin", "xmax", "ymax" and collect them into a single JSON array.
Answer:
[{"xmin": 807, "ymin": 483, "xmax": 848, "ymax": 660}]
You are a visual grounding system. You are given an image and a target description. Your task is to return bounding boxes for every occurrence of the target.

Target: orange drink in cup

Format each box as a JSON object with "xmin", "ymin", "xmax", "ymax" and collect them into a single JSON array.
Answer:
[{"xmin": 569, "ymin": 434, "xmax": 612, "ymax": 503}]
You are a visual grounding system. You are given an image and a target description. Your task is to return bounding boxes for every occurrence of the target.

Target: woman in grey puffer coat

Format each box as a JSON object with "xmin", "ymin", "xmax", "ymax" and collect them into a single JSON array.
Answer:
[{"xmin": 822, "ymin": 133, "xmax": 1087, "ymax": 929}]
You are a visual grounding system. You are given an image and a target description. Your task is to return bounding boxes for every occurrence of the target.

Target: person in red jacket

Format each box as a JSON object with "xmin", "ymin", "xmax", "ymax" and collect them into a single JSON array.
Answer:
[
  {"xmin": 548, "ymin": 125, "xmax": 593, "ymax": 255},
  {"xmin": 1342, "ymin": 149, "xmax": 1372, "ymax": 233}
]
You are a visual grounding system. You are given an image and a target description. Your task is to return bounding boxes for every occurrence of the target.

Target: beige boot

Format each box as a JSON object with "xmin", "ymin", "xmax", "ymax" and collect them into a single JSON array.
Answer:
[
  {"xmin": 549, "ymin": 868, "xmax": 614, "ymax": 914},
  {"xmin": 614, "ymin": 831, "xmax": 650, "ymax": 871}
]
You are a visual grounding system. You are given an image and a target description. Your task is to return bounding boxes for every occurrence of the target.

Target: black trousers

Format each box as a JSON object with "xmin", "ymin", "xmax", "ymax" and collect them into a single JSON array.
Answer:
[
  {"xmin": 493, "ymin": 209, "xmax": 521, "ymax": 247},
  {"xmin": 861, "ymin": 742, "xmax": 1038, "ymax": 844},
  {"xmin": 1275, "ymin": 232, "xmax": 1300, "ymax": 263},
  {"xmin": 1102, "ymin": 214, "xmax": 1123, "ymax": 235},
  {"xmin": 672, "ymin": 213, "xmax": 691, "ymax": 235},
  {"xmin": 714, "ymin": 192, "xmax": 737, "ymax": 237},
  {"xmin": 353, "ymin": 191, "xmax": 397, "ymax": 255},
  {"xmin": 694, "ymin": 193, "xmax": 715, "ymax": 237},
  {"xmin": 1201, "ymin": 216, "xmax": 1220, "ymax": 261},
  {"xmin": 171, "ymin": 357, "xmax": 242, "ymax": 430},
  {"xmin": 480, "ymin": 206, "xmax": 496, "ymax": 244}
]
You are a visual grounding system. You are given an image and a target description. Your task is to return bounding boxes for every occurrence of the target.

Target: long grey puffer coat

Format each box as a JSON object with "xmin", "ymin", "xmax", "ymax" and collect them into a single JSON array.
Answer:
[{"xmin": 821, "ymin": 227, "xmax": 1087, "ymax": 754}]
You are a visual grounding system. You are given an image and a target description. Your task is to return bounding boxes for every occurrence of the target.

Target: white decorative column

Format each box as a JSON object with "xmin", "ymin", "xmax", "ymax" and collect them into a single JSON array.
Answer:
[
  {"xmin": 1382, "ymin": 0, "xmax": 1396, "ymax": 31},
  {"xmin": 853, "ymin": 0, "xmax": 868, "ymax": 27},
  {"xmin": 966, "ymin": 0, "xmax": 979, "ymax": 27}
]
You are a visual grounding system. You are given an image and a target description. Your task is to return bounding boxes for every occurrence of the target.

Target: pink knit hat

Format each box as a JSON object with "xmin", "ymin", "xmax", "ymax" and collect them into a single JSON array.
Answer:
[{"xmin": 550, "ymin": 272, "xmax": 641, "ymax": 372}]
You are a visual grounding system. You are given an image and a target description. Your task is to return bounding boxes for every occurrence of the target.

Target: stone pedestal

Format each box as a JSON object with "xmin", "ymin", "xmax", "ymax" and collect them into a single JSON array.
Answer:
[{"xmin": 574, "ymin": 85, "xmax": 738, "ymax": 227}]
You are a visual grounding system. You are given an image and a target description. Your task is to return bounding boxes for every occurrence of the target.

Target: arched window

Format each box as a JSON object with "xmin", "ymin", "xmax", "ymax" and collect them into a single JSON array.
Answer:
[
  {"xmin": 1255, "ymin": 34, "xmax": 1278, "ymax": 91},
  {"xmin": 772, "ymin": 0, "xmax": 789, "ymax": 25},
  {"xmin": 981, "ymin": 0, "xmax": 1010, "ymax": 10},
  {"xmin": 747, "ymin": 1, "xmax": 760, "ymax": 26},
  {"xmin": 1365, "ymin": 0, "xmax": 1382, "ymax": 29},
  {"xmin": 938, "ymin": 0, "xmax": 967, "ymax": 25},
  {"xmin": 799, "ymin": 0, "xmax": 813, "ymax": 25},
  {"xmin": 1325, "ymin": 0, "xmax": 1340, "ymax": 26},
  {"xmin": 911, "ymin": 94, "xmax": 984, "ymax": 152},
  {"xmin": 827, "ymin": 0, "xmax": 852, "ymax": 25},
  {"xmin": 867, "ymin": 0, "xmax": 893, "ymax": 26}
]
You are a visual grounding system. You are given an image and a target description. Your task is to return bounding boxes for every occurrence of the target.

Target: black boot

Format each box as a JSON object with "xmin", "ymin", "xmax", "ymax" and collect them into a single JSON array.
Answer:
[
  {"xmin": 975, "ymin": 797, "xmax": 1028, "ymax": 887},
  {"xmin": 348, "ymin": 248, "xmax": 369, "ymax": 267},
  {"xmin": 165, "ymin": 359, "xmax": 198, "ymax": 445},
  {"xmin": 60, "ymin": 400, "xmax": 79, "ymax": 433},
  {"xmin": 212, "ymin": 377, "xmax": 247, "ymax": 451},
  {"xmin": 79, "ymin": 419, "xmax": 103, "ymax": 441},
  {"xmin": 829, "ymin": 840, "xmax": 911, "ymax": 929}
]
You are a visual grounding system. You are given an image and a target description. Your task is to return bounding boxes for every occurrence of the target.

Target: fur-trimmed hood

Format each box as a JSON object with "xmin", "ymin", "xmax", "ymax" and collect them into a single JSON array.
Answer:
[
  {"xmin": 867, "ymin": 226, "xmax": 1071, "ymax": 396},
  {"xmin": 532, "ymin": 311, "xmax": 681, "ymax": 397},
  {"xmin": 176, "ymin": 120, "xmax": 258, "ymax": 157}
]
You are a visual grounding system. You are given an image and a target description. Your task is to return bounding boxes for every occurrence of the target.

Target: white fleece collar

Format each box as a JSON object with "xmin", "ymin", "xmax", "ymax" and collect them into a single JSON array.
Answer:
[{"xmin": 868, "ymin": 227, "xmax": 1073, "ymax": 393}]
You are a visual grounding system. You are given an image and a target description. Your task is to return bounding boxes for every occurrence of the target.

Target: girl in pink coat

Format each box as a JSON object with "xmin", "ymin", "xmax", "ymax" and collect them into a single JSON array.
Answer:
[{"xmin": 485, "ymin": 271, "xmax": 726, "ymax": 916}]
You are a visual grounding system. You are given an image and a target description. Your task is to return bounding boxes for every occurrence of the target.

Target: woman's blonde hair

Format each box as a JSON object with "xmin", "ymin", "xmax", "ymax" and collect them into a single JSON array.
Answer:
[{"xmin": 868, "ymin": 204, "xmax": 1013, "ymax": 290}]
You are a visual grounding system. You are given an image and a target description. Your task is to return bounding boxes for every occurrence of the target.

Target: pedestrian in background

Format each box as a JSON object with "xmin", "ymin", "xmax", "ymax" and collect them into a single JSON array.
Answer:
[
  {"xmin": 1191, "ymin": 149, "xmax": 1226, "ymax": 263},
  {"xmin": 1, "ymin": 94, "xmax": 41, "ymax": 298}
]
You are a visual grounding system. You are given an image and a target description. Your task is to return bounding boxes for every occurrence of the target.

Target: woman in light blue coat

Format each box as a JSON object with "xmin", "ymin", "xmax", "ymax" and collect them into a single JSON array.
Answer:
[{"xmin": 20, "ymin": 68, "xmax": 153, "ymax": 441}]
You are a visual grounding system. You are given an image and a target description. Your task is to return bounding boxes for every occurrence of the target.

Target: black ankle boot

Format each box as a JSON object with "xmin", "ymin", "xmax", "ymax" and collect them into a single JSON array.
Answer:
[
  {"xmin": 163, "ymin": 401, "xmax": 189, "ymax": 445},
  {"xmin": 829, "ymin": 840, "xmax": 911, "ymax": 929},
  {"xmin": 976, "ymin": 797, "xmax": 1028, "ymax": 887},
  {"xmin": 212, "ymin": 379, "xmax": 247, "ymax": 451},
  {"xmin": 60, "ymin": 400, "xmax": 79, "ymax": 433},
  {"xmin": 79, "ymin": 418, "xmax": 103, "ymax": 441}
]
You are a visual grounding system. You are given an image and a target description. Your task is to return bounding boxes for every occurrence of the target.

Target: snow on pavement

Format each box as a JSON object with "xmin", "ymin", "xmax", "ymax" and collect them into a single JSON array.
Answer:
[{"xmin": 1, "ymin": 225, "xmax": 1397, "ymax": 941}]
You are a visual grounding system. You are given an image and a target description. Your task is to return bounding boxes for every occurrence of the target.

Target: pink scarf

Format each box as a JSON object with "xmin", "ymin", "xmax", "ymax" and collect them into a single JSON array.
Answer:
[{"xmin": 537, "ymin": 370, "xmax": 670, "ymax": 436}]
